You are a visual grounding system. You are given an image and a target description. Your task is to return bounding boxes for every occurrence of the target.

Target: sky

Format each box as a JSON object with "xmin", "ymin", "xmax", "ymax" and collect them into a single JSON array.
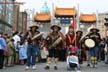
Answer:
[{"xmin": 16, "ymin": 0, "xmax": 108, "ymax": 14}]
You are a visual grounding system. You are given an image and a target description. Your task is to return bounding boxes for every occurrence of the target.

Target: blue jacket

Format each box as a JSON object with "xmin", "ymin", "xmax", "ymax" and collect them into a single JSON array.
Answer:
[
  {"xmin": 18, "ymin": 45, "xmax": 27, "ymax": 59},
  {"xmin": 0, "ymin": 37, "xmax": 7, "ymax": 50}
]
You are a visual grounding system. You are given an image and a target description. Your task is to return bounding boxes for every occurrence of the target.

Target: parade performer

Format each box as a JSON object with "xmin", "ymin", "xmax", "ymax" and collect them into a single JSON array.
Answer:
[
  {"xmin": 65, "ymin": 26, "xmax": 76, "ymax": 48},
  {"xmin": 25, "ymin": 24, "xmax": 42, "ymax": 70},
  {"xmin": 86, "ymin": 27, "xmax": 101, "ymax": 67},
  {"xmin": 76, "ymin": 30, "xmax": 83, "ymax": 64},
  {"xmin": 65, "ymin": 25, "xmax": 80, "ymax": 71},
  {"xmin": 44, "ymin": 24, "xmax": 65, "ymax": 70}
]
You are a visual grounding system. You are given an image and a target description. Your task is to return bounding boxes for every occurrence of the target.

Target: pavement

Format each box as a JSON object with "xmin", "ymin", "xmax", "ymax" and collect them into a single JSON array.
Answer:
[{"xmin": 0, "ymin": 61, "xmax": 108, "ymax": 72}]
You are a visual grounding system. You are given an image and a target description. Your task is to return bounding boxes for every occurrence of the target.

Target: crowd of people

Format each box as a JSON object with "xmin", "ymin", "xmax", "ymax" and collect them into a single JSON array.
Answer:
[{"xmin": 0, "ymin": 23, "xmax": 108, "ymax": 71}]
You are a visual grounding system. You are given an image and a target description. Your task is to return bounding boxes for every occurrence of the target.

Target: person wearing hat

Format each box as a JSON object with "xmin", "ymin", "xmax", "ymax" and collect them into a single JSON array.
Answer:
[
  {"xmin": 44, "ymin": 24, "xmax": 65, "ymax": 70},
  {"xmin": 25, "ymin": 24, "xmax": 42, "ymax": 70},
  {"xmin": 75, "ymin": 30, "xmax": 84, "ymax": 64},
  {"xmin": 76, "ymin": 30, "xmax": 83, "ymax": 48},
  {"xmin": 87, "ymin": 27, "xmax": 101, "ymax": 68}
]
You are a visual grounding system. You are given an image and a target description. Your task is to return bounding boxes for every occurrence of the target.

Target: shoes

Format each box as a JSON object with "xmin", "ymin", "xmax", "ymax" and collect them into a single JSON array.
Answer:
[
  {"xmin": 25, "ymin": 66, "xmax": 30, "ymax": 70},
  {"xmin": 54, "ymin": 66, "xmax": 58, "ymax": 70},
  {"xmin": 44, "ymin": 66, "xmax": 50, "ymax": 70},
  {"xmin": 87, "ymin": 64, "xmax": 90, "ymax": 67},
  {"xmin": 44, "ymin": 65, "xmax": 58, "ymax": 70},
  {"xmin": 32, "ymin": 66, "xmax": 36, "ymax": 70},
  {"xmin": 90, "ymin": 64, "xmax": 94, "ymax": 68},
  {"xmin": 94, "ymin": 64, "xmax": 97, "ymax": 68},
  {"xmin": 3, "ymin": 66, "xmax": 6, "ymax": 69},
  {"xmin": 76, "ymin": 70, "xmax": 81, "ymax": 72}
]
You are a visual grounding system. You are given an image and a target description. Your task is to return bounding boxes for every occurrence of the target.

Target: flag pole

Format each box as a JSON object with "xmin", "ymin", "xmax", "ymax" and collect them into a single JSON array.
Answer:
[{"xmin": 77, "ymin": 3, "xmax": 79, "ymax": 30}]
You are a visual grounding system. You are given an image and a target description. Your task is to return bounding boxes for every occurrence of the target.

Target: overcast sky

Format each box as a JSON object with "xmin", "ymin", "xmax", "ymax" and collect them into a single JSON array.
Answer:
[{"xmin": 17, "ymin": 0, "xmax": 108, "ymax": 13}]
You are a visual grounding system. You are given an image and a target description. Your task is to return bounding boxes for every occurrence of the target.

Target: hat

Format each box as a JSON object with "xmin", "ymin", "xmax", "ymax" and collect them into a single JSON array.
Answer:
[
  {"xmin": 69, "ymin": 25, "xmax": 74, "ymax": 29},
  {"xmin": 90, "ymin": 27, "xmax": 99, "ymax": 32},
  {"xmin": 76, "ymin": 30, "xmax": 83, "ymax": 34},
  {"xmin": 51, "ymin": 24, "xmax": 61, "ymax": 30},
  {"xmin": 29, "ymin": 24, "xmax": 39, "ymax": 29}
]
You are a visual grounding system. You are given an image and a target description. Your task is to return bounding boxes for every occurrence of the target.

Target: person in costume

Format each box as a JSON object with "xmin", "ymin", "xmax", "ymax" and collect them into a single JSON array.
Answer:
[
  {"xmin": 65, "ymin": 26, "xmax": 81, "ymax": 71},
  {"xmin": 65, "ymin": 26, "xmax": 76, "ymax": 48},
  {"xmin": 44, "ymin": 24, "xmax": 65, "ymax": 70},
  {"xmin": 25, "ymin": 23, "xmax": 42, "ymax": 70},
  {"xmin": 87, "ymin": 27, "xmax": 101, "ymax": 68},
  {"xmin": 76, "ymin": 30, "xmax": 83, "ymax": 64}
]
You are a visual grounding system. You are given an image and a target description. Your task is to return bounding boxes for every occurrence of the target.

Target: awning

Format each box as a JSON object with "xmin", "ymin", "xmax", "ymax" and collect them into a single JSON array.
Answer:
[
  {"xmin": 80, "ymin": 14, "xmax": 96, "ymax": 23},
  {"xmin": 55, "ymin": 7, "xmax": 77, "ymax": 18},
  {"xmin": 34, "ymin": 12, "xmax": 51, "ymax": 22}
]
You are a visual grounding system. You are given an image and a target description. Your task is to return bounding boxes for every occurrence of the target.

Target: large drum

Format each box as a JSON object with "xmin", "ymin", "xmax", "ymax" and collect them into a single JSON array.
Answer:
[{"xmin": 85, "ymin": 39, "xmax": 95, "ymax": 48}]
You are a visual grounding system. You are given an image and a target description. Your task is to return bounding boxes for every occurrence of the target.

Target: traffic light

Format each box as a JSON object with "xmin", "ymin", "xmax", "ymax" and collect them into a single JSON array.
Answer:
[{"xmin": 104, "ymin": 17, "xmax": 108, "ymax": 26}]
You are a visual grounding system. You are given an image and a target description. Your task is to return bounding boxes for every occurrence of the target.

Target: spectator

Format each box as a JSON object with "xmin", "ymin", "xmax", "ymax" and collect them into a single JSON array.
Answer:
[
  {"xmin": 12, "ymin": 31, "xmax": 21, "ymax": 64},
  {"xmin": 7, "ymin": 37, "xmax": 15, "ymax": 67},
  {"xmin": 0, "ymin": 33, "xmax": 7, "ymax": 69},
  {"xmin": 17, "ymin": 42, "xmax": 27, "ymax": 65}
]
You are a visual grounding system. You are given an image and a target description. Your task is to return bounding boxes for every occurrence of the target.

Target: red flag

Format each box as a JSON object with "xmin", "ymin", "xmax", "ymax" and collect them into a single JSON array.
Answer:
[{"xmin": 72, "ymin": 16, "xmax": 76, "ymax": 31}]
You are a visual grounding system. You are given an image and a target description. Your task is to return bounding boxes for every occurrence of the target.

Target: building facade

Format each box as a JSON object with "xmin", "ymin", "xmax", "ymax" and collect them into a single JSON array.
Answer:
[
  {"xmin": 18, "ymin": 11, "xmax": 27, "ymax": 32},
  {"xmin": 0, "ymin": 0, "xmax": 14, "ymax": 34},
  {"xmin": 98, "ymin": 12, "xmax": 108, "ymax": 37},
  {"xmin": 12, "ymin": 5, "xmax": 19, "ymax": 32}
]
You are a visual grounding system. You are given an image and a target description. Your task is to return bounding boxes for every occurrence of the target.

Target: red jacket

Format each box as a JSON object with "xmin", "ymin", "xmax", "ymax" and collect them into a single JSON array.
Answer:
[{"xmin": 66, "ymin": 34, "xmax": 79, "ymax": 47}]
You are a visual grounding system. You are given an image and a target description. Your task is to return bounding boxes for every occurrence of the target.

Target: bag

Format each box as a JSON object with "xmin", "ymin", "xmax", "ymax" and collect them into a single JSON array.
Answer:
[
  {"xmin": 41, "ymin": 47, "xmax": 49, "ymax": 59},
  {"xmin": 104, "ymin": 44, "xmax": 107, "ymax": 54},
  {"xmin": 3, "ymin": 49, "xmax": 7, "ymax": 56}
]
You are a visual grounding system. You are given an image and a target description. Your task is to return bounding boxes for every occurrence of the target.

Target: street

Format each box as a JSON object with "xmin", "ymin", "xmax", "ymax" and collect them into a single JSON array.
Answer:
[{"xmin": 0, "ymin": 62, "xmax": 108, "ymax": 72}]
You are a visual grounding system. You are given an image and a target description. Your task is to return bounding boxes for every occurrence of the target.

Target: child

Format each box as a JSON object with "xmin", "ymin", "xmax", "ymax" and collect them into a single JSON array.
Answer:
[
  {"xmin": 17, "ymin": 42, "xmax": 27, "ymax": 65},
  {"xmin": 7, "ymin": 38, "xmax": 15, "ymax": 67}
]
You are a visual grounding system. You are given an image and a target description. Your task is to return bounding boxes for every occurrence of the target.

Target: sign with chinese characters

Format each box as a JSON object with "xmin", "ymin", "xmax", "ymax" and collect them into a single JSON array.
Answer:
[{"xmin": 60, "ymin": 19, "xmax": 71, "ymax": 24}]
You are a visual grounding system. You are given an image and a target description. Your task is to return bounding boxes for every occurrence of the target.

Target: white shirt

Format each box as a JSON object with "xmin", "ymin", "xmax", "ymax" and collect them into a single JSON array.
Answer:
[{"xmin": 13, "ymin": 35, "xmax": 21, "ymax": 48}]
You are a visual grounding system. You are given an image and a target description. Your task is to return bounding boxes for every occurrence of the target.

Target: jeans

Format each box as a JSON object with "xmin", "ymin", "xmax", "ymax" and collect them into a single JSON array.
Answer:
[
  {"xmin": 88, "ymin": 46, "xmax": 100, "ymax": 59},
  {"xmin": 26, "ymin": 44, "xmax": 39, "ymax": 66},
  {"xmin": 0, "ymin": 50, "xmax": 4, "ymax": 69}
]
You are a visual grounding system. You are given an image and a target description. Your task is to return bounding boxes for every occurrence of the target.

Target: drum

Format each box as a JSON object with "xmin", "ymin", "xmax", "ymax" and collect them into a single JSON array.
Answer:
[{"xmin": 85, "ymin": 39, "xmax": 95, "ymax": 48}]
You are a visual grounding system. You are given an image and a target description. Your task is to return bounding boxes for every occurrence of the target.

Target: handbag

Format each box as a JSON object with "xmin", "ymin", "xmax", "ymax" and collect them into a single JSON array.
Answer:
[
  {"xmin": 41, "ymin": 47, "xmax": 49, "ymax": 59},
  {"xmin": 104, "ymin": 44, "xmax": 107, "ymax": 54}
]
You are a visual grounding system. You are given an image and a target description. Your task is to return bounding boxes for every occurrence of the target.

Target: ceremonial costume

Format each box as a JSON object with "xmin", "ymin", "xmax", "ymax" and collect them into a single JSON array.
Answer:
[
  {"xmin": 66, "ymin": 26, "xmax": 81, "ymax": 71},
  {"xmin": 87, "ymin": 27, "xmax": 101, "ymax": 67},
  {"xmin": 44, "ymin": 24, "xmax": 65, "ymax": 70},
  {"xmin": 26, "ymin": 24, "xmax": 42, "ymax": 70},
  {"xmin": 76, "ymin": 30, "xmax": 83, "ymax": 64}
]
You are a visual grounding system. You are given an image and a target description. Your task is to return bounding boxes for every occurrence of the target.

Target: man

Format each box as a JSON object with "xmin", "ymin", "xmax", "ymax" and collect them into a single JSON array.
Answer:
[
  {"xmin": 0, "ymin": 33, "xmax": 7, "ymax": 69},
  {"xmin": 44, "ymin": 24, "xmax": 65, "ymax": 70},
  {"xmin": 12, "ymin": 31, "xmax": 21, "ymax": 64},
  {"xmin": 76, "ymin": 30, "xmax": 83, "ymax": 64},
  {"xmin": 25, "ymin": 23, "xmax": 42, "ymax": 70},
  {"xmin": 87, "ymin": 27, "xmax": 101, "ymax": 67},
  {"xmin": 13, "ymin": 31, "xmax": 21, "ymax": 48},
  {"xmin": 105, "ymin": 36, "xmax": 108, "ymax": 64}
]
